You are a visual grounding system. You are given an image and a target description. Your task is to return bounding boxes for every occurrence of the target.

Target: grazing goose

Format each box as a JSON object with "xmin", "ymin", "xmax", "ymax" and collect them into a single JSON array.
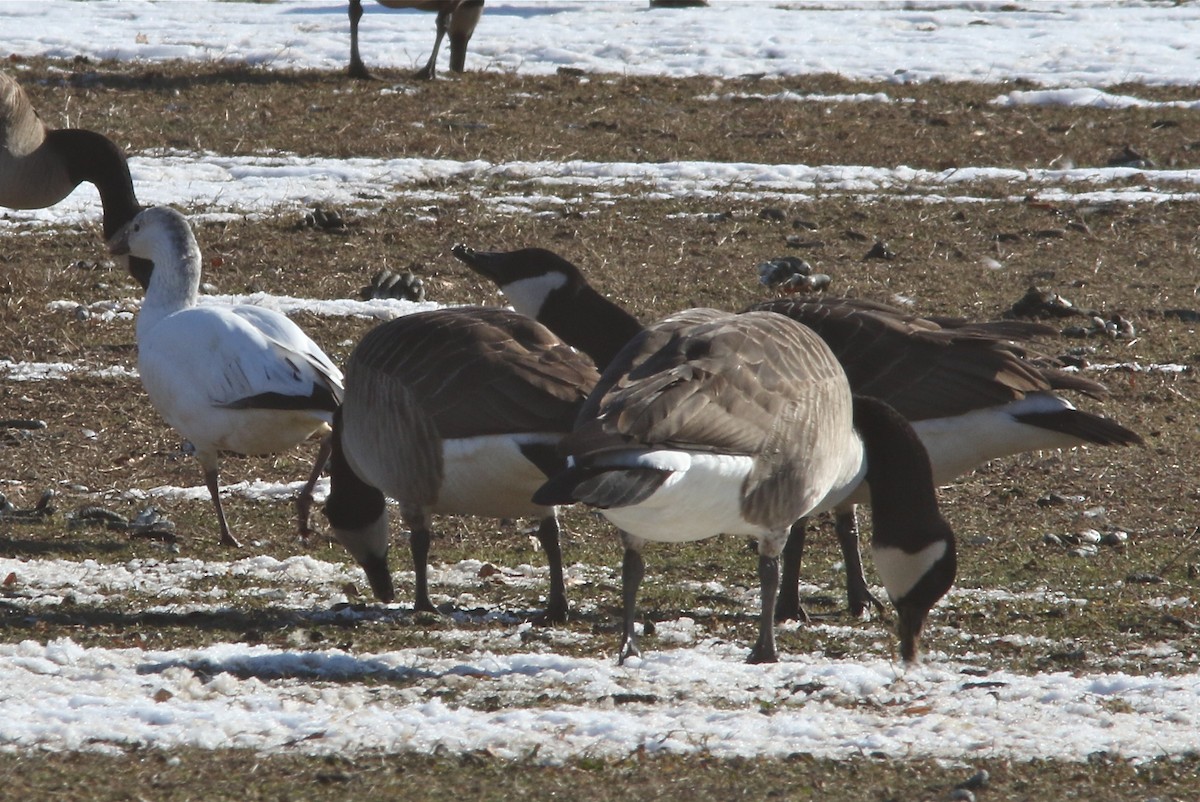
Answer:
[
  {"xmin": 349, "ymin": 0, "xmax": 485, "ymax": 81},
  {"xmin": 753, "ymin": 295, "xmax": 1143, "ymax": 621},
  {"xmin": 108, "ymin": 206, "xmax": 344, "ymax": 548},
  {"xmin": 534, "ymin": 309, "xmax": 956, "ymax": 663},
  {"xmin": 322, "ymin": 306, "xmax": 599, "ymax": 622},
  {"xmin": 1, "ymin": 70, "xmax": 150, "ymax": 289},
  {"xmin": 455, "ymin": 244, "xmax": 1142, "ymax": 620}
]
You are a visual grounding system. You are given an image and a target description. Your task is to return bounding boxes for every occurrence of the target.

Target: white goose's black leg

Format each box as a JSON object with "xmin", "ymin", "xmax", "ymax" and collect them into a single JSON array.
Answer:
[
  {"xmin": 534, "ymin": 512, "xmax": 568, "ymax": 624},
  {"xmin": 618, "ymin": 532, "xmax": 646, "ymax": 664}
]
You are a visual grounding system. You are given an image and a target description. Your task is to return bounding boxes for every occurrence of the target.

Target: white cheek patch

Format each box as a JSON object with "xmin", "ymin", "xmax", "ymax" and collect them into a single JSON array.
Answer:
[
  {"xmin": 331, "ymin": 510, "xmax": 390, "ymax": 564},
  {"xmin": 500, "ymin": 272, "xmax": 568, "ymax": 318},
  {"xmin": 872, "ymin": 541, "xmax": 948, "ymax": 601}
]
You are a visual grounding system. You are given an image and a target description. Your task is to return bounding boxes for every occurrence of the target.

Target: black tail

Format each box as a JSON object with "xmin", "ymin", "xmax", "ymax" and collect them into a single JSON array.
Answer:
[
  {"xmin": 1016, "ymin": 409, "xmax": 1143, "ymax": 447},
  {"xmin": 533, "ymin": 464, "xmax": 668, "ymax": 509}
]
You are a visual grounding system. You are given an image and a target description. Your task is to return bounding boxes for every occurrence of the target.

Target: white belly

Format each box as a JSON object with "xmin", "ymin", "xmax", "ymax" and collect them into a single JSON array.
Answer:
[
  {"xmin": 839, "ymin": 394, "xmax": 1091, "ymax": 508},
  {"xmin": 432, "ymin": 434, "xmax": 557, "ymax": 519},
  {"xmin": 142, "ymin": 374, "xmax": 329, "ymax": 456},
  {"xmin": 598, "ymin": 451, "xmax": 767, "ymax": 542}
]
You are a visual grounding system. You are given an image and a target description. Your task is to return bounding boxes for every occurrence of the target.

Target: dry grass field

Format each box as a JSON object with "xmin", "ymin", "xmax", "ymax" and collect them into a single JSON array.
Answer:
[{"xmin": 1, "ymin": 58, "xmax": 1199, "ymax": 799}]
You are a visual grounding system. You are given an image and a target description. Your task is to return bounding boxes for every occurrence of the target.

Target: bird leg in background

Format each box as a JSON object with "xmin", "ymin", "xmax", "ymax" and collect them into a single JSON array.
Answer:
[
  {"xmin": 776, "ymin": 518, "xmax": 810, "ymax": 622},
  {"xmin": 413, "ymin": 6, "xmax": 451, "ymax": 80},
  {"xmin": 837, "ymin": 508, "xmax": 886, "ymax": 617},
  {"xmin": 533, "ymin": 512, "xmax": 569, "ymax": 625},
  {"xmin": 401, "ymin": 504, "xmax": 438, "ymax": 614},
  {"xmin": 296, "ymin": 434, "xmax": 333, "ymax": 541}
]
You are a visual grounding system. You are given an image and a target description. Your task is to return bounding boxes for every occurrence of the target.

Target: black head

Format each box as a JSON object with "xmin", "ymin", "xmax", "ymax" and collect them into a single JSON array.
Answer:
[{"xmin": 452, "ymin": 243, "xmax": 584, "ymax": 289}]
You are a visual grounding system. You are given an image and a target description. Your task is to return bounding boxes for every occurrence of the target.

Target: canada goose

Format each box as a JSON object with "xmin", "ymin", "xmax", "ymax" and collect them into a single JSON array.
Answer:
[
  {"xmin": 753, "ymin": 295, "xmax": 1143, "ymax": 621},
  {"xmin": 348, "ymin": 0, "xmax": 484, "ymax": 81},
  {"xmin": 322, "ymin": 306, "xmax": 599, "ymax": 622},
  {"xmin": 454, "ymin": 244, "xmax": 1142, "ymax": 620},
  {"xmin": 534, "ymin": 308, "xmax": 957, "ymax": 663},
  {"xmin": 1, "ymin": 71, "xmax": 150, "ymax": 289},
  {"xmin": 108, "ymin": 206, "xmax": 344, "ymax": 548}
]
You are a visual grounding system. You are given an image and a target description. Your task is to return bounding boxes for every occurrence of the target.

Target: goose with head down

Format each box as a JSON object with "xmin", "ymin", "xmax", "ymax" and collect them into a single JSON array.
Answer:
[
  {"xmin": 455, "ymin": 244, "xmax": 1142, "ymax": 622},
  {"xmin": 2, "ymin": 70, "xmax": 150, "ymax": 289},
  {"xmin": 109, "ymin": 206, "xmax": 344, "ymax": 547},
  {"xmin": 534, "ymin": 308, "xmax": 957, "ymax": 663},
  {"xmin": 322, "ymin": 306, "xmax": 599, "ymax": 622}
]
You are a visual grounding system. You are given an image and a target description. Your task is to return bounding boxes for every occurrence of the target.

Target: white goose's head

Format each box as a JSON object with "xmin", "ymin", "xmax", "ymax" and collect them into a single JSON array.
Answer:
[{"xmin": 109, "ymin": 206, "xmax": 202, "ymax": 305}]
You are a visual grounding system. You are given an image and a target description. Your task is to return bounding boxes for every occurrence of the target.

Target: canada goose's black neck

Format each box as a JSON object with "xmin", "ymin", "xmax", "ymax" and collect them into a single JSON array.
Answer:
[
  {"xmin": 541, "ymin": 280, "xmax": 643, "ymax": 371},
  {"xmin": 49, "ymin": 128, "xmax": 150, "ymax": 290},
  {"xmin": 323, "ymin": 418, "xmax": 387, "ymax": 532},
  {"xmin": 854, "ymin": 395, "xmax": 956, "ymax": 662},
  {"xmin": 452, "ymin": 244, "xmax": 643, "ymax": 371},
  {"xmin": 323, "ymin": 420, "xmax": 393, "ymax": 602},
  {"xmin": 853, "ymin": 396, "xmax": 947, "ymax": 537},
  {"xmin": 49, "ymin": 128, "xmax": 140, "ymax": 235}
]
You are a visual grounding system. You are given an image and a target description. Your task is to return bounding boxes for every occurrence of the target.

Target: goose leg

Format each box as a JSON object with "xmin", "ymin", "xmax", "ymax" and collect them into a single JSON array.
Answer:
[
  {"xmin": 447, "ymin": 1, "xmax": 482, "ymax": 72},
  {"xmin": 835, "ymin": 508, "xmax": 885, "ymax": 618},
  {"xmin": 414, "ymin": 7, "xmax": 450, "ymax": 80},
  {"xmin": 775, "ymin": 518, "xmax": 809, "ymax": 622},
  {"xmin": 402, "ymin": 504, "xmax": 437, "ymax": 614},
  {"xmin": 204, "ymin": 466, "xmax": 242, "ymax": 548},
  {"xmin": 295, "ymin": 433, "xmax": 333, "ymax": 541},
  {"xmin": 348, "ymin": 0, "xmax": 372, "ymax": 80},
  {"xmin": 748, "ymin": 534, "xmax": 784, "ymax": 664},
  {"xmin": 533, "ymin": 512, "xmax": 569, "ymax": 624},
  {"xmin": 618, "ymin": 532, "xmax": 646, "ymax": 665}
]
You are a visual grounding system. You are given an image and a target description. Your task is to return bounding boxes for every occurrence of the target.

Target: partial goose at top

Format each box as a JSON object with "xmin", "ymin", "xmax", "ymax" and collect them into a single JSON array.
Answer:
[
  {"xmin": 534, "ymin": 308, "xmax": 957, "ymax": 663},
  {"xmin": 109, "ymin": 206, "xmax": 344, "ymax": 548},
  {"xmin": 1, "ymin": 70, "xmax": 149, "ymax": 289},
  {"xmin": 454, "ymin": 244, "xmax": 1143, "ymax": 621},
  {"xmin": 322, "ymin": 306, "xmax": 599, "ymax": 622},
  {"xmin": 348, "ymin": 0, "xmax": 485, "ymax": 81}
]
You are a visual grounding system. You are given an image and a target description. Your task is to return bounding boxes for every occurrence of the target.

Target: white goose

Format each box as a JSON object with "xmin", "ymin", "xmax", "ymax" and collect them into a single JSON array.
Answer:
[
  {"xmin": 534, "ymin": 308, "xmax": 957, "ymax": 663},
  {"xmin": 322, "ymin": 306, "xmax": 599, "ymax": 622},
  {"xmin": 455, "ymin": 244, "xmax": 1142, "ymax": 621},
  {"xmin": 1, "ymin": 70, "xmax": 150, "ymax": 289},
  {"xmin": 109, "ymin": 206, "xmax": 344, "ymax": 547},
  {"xmin": 348, "ymin": 0, "xmax": 485, "ymax": 80}
]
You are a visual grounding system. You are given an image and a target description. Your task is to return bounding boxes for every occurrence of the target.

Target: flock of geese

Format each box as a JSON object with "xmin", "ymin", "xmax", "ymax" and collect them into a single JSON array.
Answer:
[{"xmin": 1, "ymin": 28, "xmax": 1143, "ymax": 665}]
